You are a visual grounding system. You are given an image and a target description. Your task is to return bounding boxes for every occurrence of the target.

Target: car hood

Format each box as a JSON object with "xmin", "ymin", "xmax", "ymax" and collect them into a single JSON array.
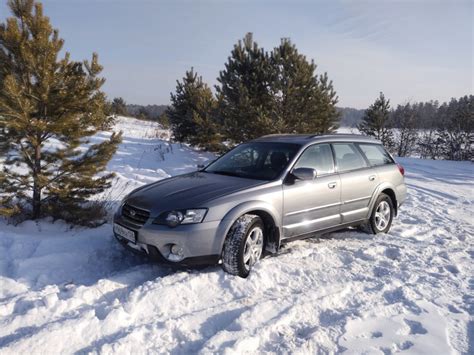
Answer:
[{"xmin": 125, "ymin": 172, "xmax": 265, "ymax": 215}]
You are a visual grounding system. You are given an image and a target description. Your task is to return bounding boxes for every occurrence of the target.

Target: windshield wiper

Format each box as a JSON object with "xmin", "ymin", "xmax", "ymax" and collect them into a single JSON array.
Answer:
[{"xmin": 207, "ymin": 170, "xmax": 243, "ymax": 178}]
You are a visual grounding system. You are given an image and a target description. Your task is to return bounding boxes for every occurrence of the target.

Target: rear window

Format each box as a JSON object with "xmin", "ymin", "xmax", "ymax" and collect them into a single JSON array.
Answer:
[{"xmin": 357, "ymin": 144, "xmax": 394, "ymax": 166}]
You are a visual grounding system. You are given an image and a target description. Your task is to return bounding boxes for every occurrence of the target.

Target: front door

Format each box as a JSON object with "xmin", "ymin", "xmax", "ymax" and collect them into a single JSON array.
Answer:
[
  {"xmin": 332, "ymin": 143, "xmax": 379, "ymax": 223},
  {"xmin": 282, "ymin": 143, "xmax": 342, "ymax": 238}
]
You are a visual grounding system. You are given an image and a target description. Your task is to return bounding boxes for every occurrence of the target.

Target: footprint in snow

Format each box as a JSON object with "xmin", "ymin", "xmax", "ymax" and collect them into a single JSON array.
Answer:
[
  {"xmin": 404, "ymin": 319, "xmax": 428, "ymax": 335},
  {"xmin": 445, "ymin": 264, "xmax": 460, "ymax": 274},
  {"xmin": 384, "ymin": 247, "xmax": 401, "ymax": 260},
  {"xmin": 437, "ymin": 251, "xmax": 450, "ymax": 260},
  {"xmin": 448, "ymin": 304, "xmax": 462, "ymax": 314},
  {"xmin": 371, "ymin": 331, "xmax": 383, "ymax": 338},
  {"xmin": 400, "ymin": 217, "xmax": 420, "ymax": 225},
  {"xmin": 398, "ymin": 340, "xmax": 414, "ymax": 350},
  {"xmin": 373, "ymin": 266, "xmax": 391, "ymax": 278},
  {"xmin": 383, "ymin": 288, "xmax": 422, "ymax": 314}
]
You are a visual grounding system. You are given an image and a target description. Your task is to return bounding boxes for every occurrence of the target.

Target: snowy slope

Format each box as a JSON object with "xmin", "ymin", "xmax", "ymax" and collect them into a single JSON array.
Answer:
[{"xmin": 0, "ymin": 117, "xmax": 472, "ymax": 354}]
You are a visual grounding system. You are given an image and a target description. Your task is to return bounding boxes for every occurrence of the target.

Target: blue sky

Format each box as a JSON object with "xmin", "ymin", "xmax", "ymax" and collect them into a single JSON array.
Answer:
[{"xmin": 1, "ymin": 0, "xmax": 472, "ymax": 108}]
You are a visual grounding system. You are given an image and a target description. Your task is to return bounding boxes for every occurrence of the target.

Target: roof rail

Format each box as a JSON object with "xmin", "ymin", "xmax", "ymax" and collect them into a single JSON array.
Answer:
[
  {"xmin": 306, "ymin": 133, "xmax": 367, "ymax": 139},
  {"xmin": 259, "ymin": 134, "xmax": 288, "ymax": 138}
]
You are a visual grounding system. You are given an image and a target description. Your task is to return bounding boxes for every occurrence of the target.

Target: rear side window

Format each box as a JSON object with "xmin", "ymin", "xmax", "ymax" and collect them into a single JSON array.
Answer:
[
  {"xmin": 332, "ymin": 143, "xmax": 368, "ymax": 172},
  {"xmin": 294, "ymin": 143, "xmax": 335, "ymax": 175},
  {"xmin": 357, "ymin": 144, "xmax": 394, "ymax": 166}
]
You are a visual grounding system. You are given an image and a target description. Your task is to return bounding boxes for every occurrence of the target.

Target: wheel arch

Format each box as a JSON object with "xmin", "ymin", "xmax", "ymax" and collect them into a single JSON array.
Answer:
[
  {"xmin": 216, "ymin": 201, "xmax": 282, "ymax": 255},
  {"xmin": 381, "ymin": 188, "xmax": 397, "ymax": 215},
  {"xmin": 368, "ymin": 183, "xmax": 398, "ymax": 217}
]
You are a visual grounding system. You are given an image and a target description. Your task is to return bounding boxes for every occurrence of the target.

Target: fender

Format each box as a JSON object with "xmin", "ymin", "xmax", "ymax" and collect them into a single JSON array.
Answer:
[
  {"xmin": 367, "ymin": 181, "xmax": 399, "ymax": 218},
  {"xmin": 215, "ymin": 200, "xmax": 283, "ymax": 254}
]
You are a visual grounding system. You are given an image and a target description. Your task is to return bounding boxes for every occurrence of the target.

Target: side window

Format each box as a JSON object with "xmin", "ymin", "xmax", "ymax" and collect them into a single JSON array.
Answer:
[
  {"xmin": 293, "ymin": 144, "xmax": 334, "ymax": 176},
  {"xmin": 357, "ymin": 144, "xmax": 394, "ymax": 166},
  {"xmin": 332, "ymin": 143, "xmax": 368, "ymax": 172}
]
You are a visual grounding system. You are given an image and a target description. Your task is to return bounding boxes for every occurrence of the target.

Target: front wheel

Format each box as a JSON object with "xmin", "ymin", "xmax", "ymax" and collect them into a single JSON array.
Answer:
[
  {"xmin": 365, "ymin": 193, "xmax": 394, "ymax": 234},
  {"xmin": 222, "ymin": 214, "xmax": 264, "ymax": 278}
]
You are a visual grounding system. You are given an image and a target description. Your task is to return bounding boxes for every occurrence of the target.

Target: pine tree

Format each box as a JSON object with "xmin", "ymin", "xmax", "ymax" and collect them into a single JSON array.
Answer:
[
  {"xmin": 315, "ymin": 72, "xmax": 340, "ymax": 133},
  {"xmin": 391, "ymin": 103, "xmax": 418, "ymax": 157},
  {"xmin": 216, "ymin": 33, "xmax": 276, "ymax": 143},
  {"xmin": 437, "ymin": 95, "xmax": 473, "ymax": 160},
  {"xmin": 137, "ymin": 107, "xmax": 150, "ymax": 120},
  {"xmin": 158, "ymin": 112, "xmax": 170, "ymax": 129},
  {"xmin": 416, "ymin": 101, "xmax": 442, "ymax": 159},
  {"xmin": 215, "ymin": 34, "xmax": 340, "ymax": 143},
  {"xmin": 358, "ymin": 92, "xmax": 394, "ymax": 149},
  {"xmin": 111, "ymin": 97, "xmax": 128, "ymax": 116},
  {"xmin": 271, "ymin": 39, "xmax": 339, "ymax": 134},
  {"xmin": 167, "ymin": 68, "xmax": 221, "ymax": 151},
  {"xmin": 0, "ymin": 0, "xmax": 121, "ymax": 223}
]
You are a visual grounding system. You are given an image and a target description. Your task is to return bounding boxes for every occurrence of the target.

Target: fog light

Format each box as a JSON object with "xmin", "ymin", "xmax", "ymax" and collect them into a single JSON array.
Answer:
[
  {"xmin": 167, "ymin": 244, "xmax": 185, "ymax": 262},
  {"xmin": 171, "ymin": 244, "xmax": 184, "ymax": 256}
]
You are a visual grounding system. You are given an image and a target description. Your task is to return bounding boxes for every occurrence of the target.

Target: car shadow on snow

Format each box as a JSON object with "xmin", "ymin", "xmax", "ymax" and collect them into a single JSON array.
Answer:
[
  {"xmin": 280, "ymin": 227, "xmax": 373, "ymax": 247},
  {"xmin": 320, "ymin": 227, "xmax": 375, "ymax": 241}
]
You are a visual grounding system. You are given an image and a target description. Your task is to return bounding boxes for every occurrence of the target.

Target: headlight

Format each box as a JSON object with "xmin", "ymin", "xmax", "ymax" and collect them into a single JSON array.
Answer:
[
  {"xmin": 181, "ymin": 209, "xmax": 207, "ymax": 224},
  {"xmin": 154, "ymin": 209, "xmax": 207, "ymax": 227},
  {"xmin": 165, "ymin": 211, "xmax": 184, "ymax": 227}
]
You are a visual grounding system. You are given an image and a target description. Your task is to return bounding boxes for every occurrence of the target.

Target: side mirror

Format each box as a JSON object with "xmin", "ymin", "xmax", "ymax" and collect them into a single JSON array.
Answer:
[
  {"xmin": 197, "ymin": 164, "xmax": 206, "ymax": 170},
  {"xmin": 292, "ymin": 167, "xmax": 316, "ymax": 181}
]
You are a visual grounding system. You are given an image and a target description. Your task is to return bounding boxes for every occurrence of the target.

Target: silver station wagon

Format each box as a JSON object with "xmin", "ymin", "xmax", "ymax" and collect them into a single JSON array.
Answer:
[{"xmin": 114, "ymin": 134, "xmax": 407, "ymax": 277}]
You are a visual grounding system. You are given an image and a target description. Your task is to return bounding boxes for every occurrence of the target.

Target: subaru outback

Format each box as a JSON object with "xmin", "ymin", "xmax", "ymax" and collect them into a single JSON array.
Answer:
[{"xmin": 113, "ymin": 134, "xmax": 407, "ymax": 277}]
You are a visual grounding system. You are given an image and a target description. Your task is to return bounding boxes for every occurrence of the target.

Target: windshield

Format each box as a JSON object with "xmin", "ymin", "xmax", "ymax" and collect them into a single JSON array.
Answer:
[{"xmin": 204, "ymin": 142, "xmax": 301, "ymax": 180}]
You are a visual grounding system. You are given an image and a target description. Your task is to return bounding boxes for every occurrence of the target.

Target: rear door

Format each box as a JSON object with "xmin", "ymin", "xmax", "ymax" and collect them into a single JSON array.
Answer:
[
  {"xmin": 332, "ymin": 143, "xmax": 379, "ymax": 223},
  {"xmin": 282, "ymin": 143, "xmax": 341, "ymax": 238}
]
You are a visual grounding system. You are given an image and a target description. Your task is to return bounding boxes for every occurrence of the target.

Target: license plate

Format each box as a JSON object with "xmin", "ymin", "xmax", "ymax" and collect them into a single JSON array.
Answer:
[{"xmin": 114, "ymin": 223, "xmax": 136, "ymax": 243}]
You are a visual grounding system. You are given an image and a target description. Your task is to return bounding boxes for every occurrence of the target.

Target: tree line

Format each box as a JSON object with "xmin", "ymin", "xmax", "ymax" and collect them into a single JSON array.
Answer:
[
  {"xmin": 111, "ymin": 98, "xmax": 364, "ymax": 129},
  {"xmin": 166, "ymin": 33, "xmax": 340, "ymax": 150},
  {"xmin": 109, "ymin": 98, "xmax": 169, "ymax": 126},
  {"xmin": 359, "ymin": 93, "xmax": 473, "ymax": 161}
]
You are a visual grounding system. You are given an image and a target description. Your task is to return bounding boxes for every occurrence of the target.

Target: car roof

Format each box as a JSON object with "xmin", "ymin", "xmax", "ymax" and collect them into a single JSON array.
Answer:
[{"xmin": 252, "ymin": 133, "xmax": 381, "ymax": 145}]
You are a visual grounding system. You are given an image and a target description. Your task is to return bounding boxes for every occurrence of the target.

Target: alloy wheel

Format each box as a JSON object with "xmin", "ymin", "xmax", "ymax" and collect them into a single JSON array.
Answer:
[
  {"xmin": 243, "ymin": 226, "xmax": 264, "ymax": 270},
  {"xmin": 375, "ymin": 200, "xmax": 391, "ymax": 231}
]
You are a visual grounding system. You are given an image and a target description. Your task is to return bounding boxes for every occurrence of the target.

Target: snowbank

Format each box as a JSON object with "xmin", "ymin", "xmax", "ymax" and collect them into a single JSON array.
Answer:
[{"xmin": 0, "ymin": 117, "xmax": 472, "ymax": 354}]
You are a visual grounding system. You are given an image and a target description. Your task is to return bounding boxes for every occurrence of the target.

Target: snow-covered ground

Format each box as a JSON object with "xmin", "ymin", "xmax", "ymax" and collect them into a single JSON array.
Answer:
[{"xmin": 0, "ymin": 117, "xmax": 472, "ymax": 354}]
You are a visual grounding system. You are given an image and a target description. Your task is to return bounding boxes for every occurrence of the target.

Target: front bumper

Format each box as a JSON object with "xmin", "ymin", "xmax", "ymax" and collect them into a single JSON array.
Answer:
[{"xmin": 113, "ymin": 213, "xmax": 222, "ymax": 266}]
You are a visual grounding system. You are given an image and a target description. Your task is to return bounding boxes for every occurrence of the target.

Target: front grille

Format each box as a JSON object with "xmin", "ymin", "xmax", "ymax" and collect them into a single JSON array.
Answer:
[{"xmin": 122, "ymin": 203, "xmax": 150, "ymax": 226}]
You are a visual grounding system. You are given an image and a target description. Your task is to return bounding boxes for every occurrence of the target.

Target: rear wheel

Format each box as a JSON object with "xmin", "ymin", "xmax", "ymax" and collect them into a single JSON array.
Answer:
[
  {"xmin": 222, "ymin": 214, "xmax": 264, "ymax": 278},
  {"xmin": 365, "ymin": 193, "xmax": 394, "ymax": 234}
]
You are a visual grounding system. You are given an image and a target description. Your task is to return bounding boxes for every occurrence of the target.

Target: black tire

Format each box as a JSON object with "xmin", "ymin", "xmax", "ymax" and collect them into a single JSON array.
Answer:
[
  {"xmin": 222, "ymin": 214, "xmax": 265, "ymax": 278},
  {"xmin": 364, "ymin": 193, "xmax": 394, "ymax": 234}
]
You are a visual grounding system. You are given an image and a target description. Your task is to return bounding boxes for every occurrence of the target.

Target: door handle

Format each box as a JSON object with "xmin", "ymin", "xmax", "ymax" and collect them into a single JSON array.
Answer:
[
  {"xmin": 369, "ymin": 175, "xmax": 376, "ymax": 181},
  {"xmin": 328, "ymin": 182, "xmax": 337, "ymax": 189}
]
